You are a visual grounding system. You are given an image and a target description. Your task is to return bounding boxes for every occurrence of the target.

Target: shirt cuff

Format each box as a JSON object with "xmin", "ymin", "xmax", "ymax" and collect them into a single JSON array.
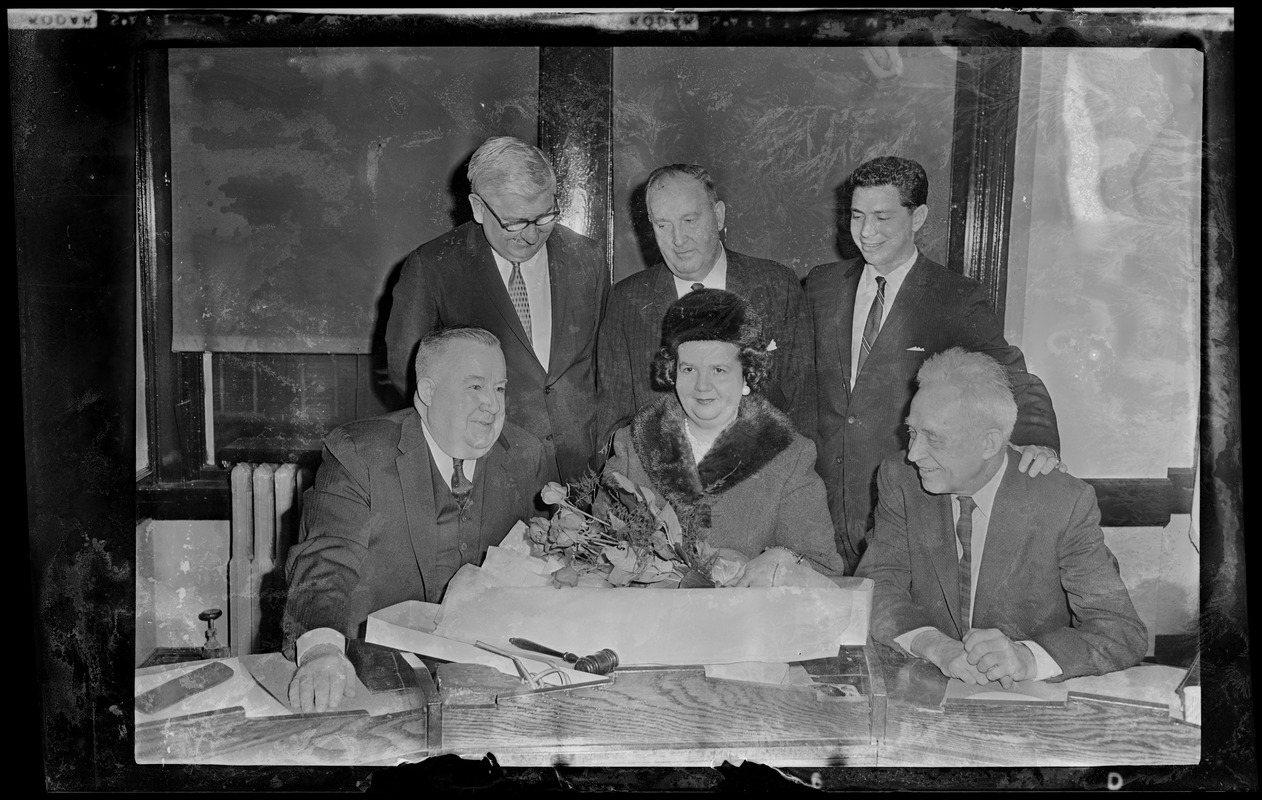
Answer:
[
  {"xmin": 894, "ymin": 626, "xmax": 941, "ymax": 658},
  {"xmin": 296, "ymin": 627, "xmax": 346, "ymax": 664},
  {"xmin": 1021, "ymin": 640, "xmax": 1063, "ymax": 681}
]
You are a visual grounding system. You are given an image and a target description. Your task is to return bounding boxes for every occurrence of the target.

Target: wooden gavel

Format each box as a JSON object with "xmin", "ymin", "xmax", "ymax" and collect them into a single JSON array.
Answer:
[{"xmin": 508, "ymin": 638, "xmax": 620, "ymax": 675}]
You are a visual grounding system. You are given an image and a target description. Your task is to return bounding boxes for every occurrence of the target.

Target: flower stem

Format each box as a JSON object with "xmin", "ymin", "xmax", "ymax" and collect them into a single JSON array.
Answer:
[{"xmin": 561, "ymin": 501, "xmax": 611, "ymax": 528}]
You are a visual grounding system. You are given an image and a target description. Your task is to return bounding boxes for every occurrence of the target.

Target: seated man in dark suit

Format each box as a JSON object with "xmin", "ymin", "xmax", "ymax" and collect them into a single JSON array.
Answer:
[
  {"xmin": 596, "ymin": 163, "xmax": 815, "ymax": 446},
  {"xmin": 857, "ymin": 347, "xmax": 1146, "ymax": 684},
  {"xmin": 282, "ymin": 326, "xmax": 548, "ymax": 711}
]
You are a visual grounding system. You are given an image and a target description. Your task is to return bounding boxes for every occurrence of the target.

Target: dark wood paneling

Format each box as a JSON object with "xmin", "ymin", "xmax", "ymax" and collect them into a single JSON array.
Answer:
[
  {"xmin": 538, "ymin": 46, "xmax": 614, "ymax": 276},
  {"xmin": 947, "ymin": 47, "xmax": 1023, "ymax": 318}
]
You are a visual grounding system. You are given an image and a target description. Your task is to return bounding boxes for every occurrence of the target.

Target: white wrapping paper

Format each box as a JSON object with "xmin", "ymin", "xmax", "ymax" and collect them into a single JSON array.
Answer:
[
  {"xmin": 367, "ymin": 522, "xmax": 872, "ymax": 672},
  {"xmin": 424, "ymin": 523, "xmax": 873, "ymax": 666},
  {"xmin": 365, "ymin": 600, "xmax": 608, "ymax": 688}
]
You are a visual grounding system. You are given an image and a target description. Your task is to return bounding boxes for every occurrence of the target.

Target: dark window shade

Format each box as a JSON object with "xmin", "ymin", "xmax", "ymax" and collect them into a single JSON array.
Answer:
[{"xmin": 170, "ymin": 47, "xmax": 540, "ymax": 354}]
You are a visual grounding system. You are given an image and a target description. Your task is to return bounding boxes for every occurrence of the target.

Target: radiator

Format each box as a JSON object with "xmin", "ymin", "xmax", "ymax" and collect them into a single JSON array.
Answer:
[{"xmin": 228, "ymin": 462, "xmax": 312, "ymax": 656}]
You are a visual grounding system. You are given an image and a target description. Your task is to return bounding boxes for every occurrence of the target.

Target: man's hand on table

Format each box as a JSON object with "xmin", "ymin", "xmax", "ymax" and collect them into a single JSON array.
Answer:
[
  {"xmin": 289, "ymin": 643, "xmax": 357, "ymax": 713},
  {"xmin": 963, "ymin": 628, "xmax": 1036, "ymax": 688},
  {"xmin": 911, "ymin": 629, "xmax": 988, "ymax": 684}
]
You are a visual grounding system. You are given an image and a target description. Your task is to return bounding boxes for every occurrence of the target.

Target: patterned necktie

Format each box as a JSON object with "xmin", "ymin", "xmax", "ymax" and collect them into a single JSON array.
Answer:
[
  {"xmin": 450, "ymin": 458, "xmax": 472, "ymax": 509},
  {"xmin": 856, "ymin": 275, "xmax": 886, "ymax": 377},
  {"xmin": 508, "ymin": 261, "xmax": 532, "ymax": 341},
  {"xmin": 691, "ymin": 282, "xmax": 704, "ymax": 292},
  {"xmin": 956, "ymin": 495, "xmax": 976, "ymax": 633}
]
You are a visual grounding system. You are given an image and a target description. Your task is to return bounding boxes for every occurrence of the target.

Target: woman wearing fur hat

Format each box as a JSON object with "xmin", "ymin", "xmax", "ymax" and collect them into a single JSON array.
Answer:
[{"xmin": 603, "ymin": 288, "xmax": 847, "ymax": 587}]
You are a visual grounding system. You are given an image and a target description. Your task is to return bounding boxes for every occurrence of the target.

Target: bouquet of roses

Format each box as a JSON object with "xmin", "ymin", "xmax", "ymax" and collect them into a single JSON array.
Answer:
[{"xmin": 525, "ymin": 470, "xmax": 748, "ymax": 589}]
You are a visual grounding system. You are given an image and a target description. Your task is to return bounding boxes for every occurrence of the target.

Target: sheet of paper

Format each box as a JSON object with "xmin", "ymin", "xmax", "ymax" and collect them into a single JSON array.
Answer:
[
  {"xmin": 704, "ymin": 662, "xmax": 791, "ymax": 685},
  {"xmin": 782, "ymin": 664, "xmax": 816, "ymax": 686},
  {"xmin": 943, "ymin": 678, "xmax": 1069, "ymax": 706},
  {"xmin": 238, "ymin": 652, "xmax": 427, "ymax": 716},
  {"xmin": 1059, "ymin": 663, "xmax": 1185, "ymax": 715},
  {"xmin": 1181, "ymin": 686, "xmax": 1201, "ymax": 725},
  {"xmin": 430, "ymin": 563, "xmax": 873, "ymax": 665},
  {"xmin": 134, "ymin": 657, "xmax": 290, "ymax": 721}
]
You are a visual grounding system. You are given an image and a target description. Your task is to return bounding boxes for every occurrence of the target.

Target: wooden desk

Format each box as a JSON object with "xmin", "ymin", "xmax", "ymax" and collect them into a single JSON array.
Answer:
[
  {"xmin": 440, "ymin": 666, "xmax": 876, "ymax": 767},
  {"xmin": 134, "ymin": 654, "xmax": 435, "ymax": 766},
  {"xmin": 875, "ymin": 650, "xmax": 1201, "ymax": 767},
  {"xmin": 134, "ymin": 645, "xmax": 1199, "ymax": 768}
]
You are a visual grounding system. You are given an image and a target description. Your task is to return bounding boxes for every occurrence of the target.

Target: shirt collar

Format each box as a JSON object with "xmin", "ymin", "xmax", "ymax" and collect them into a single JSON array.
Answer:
[
  {"xmin": 673, "ymin": 248, "xmax": 728, "ymax": 296},
  {"xmin": 418, "ymin": 411, "xmax": 475, "ymax": 480},
  {"xmin": 862, "ymin": 247, "xmax": 918, "ymax": 294},
  {"xmin": 490, "ymin": 241, "xmax": 548, "ymax": 273},
  {"xmin": 956, "ymin": 451, "xmax": 1008, "ymax": 519}
]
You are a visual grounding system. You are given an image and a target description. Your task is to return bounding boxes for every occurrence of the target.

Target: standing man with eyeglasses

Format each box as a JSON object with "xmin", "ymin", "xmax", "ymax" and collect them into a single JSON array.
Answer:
[{"xmin": 386, "ymin": 136, "xmax": 610, "ymax": 482}]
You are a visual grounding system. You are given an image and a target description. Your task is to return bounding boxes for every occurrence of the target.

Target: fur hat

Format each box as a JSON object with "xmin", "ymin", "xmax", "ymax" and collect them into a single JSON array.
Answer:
[
  {"xmin": 652, "ymin": 289, "xmax": 770, "ymax": 389},
  {"xmin": 660, "ymin": 288, "xmax": 765, "ymax": 351}
]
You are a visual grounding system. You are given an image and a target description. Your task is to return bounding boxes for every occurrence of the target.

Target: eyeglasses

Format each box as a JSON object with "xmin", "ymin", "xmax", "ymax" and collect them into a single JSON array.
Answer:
[{"xmin": 474, "ymin": 194, "xmax": 560, "ymax": 233}]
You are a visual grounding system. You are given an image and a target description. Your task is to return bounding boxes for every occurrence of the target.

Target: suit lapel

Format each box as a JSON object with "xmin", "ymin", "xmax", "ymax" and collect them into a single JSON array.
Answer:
[
  {"xmin": 397, "ymin": 412, "xmax": 438, "ymax": 600},
  {"xmin": 644, "ymin": 265, "xmax": 678, "ymax": 329},
  {"xmin": 835, "ymin": 261, "xmax": 863, "ymax": 398},
  {"xmin": 545, "ymin": 235, "xmax": 569, "ymax": 380},
  {"xmin": 471, "ymin": 436, "xmax": 509, "ymax": 534},
  {"xmin": 469, "ymin": 231, "xmax": 545, "ymax": 372},
  {"xmin": 866, "ymin": 255, "xmax": 929, "ymax": 364},
  {"xmin": 973, "ymin": 457, "xmax": 1032, "ymax": 626},
  {"xmin": 724, "ymin": 249, "xmax": 746, "ymax": 295}
]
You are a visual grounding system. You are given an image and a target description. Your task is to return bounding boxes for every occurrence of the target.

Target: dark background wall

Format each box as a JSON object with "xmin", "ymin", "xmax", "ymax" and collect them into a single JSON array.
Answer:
[
  {"xmin": 611, "ymin": 45, "xmax": 959, "ymax": 281},
  {"xmin": 14, "ymin": 9, "xmax": 1244, "ymax": 792}
]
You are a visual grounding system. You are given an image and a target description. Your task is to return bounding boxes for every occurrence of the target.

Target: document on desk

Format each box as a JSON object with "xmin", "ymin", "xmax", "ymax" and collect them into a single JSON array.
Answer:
[
  {"xmin": 134, "ymin": 657, "xmax": 290, "ymax": 722},
  {"xmin": 942, "ymin": 678, "xmax": 1069, "ymax": 707},
  {"xmin": 1061, "ymin": 664, "xmax": 1186, "ymax": 717}
]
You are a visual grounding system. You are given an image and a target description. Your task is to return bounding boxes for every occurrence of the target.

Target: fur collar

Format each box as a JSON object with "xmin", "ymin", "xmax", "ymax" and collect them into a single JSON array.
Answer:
[{"xmin": 630, "ymin": 393, "xmax": 797, "ymax": 509}]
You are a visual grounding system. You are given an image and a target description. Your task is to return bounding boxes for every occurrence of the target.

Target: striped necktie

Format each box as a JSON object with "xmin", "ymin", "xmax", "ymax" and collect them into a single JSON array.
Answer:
[
  {"xmin": 508, "ymin": 261, "xmax": 532, "ymax": 341},
  {"xmin": 856, "ymin": 275, "xmax": 886, "ymax": 377},
  {"xmin": 450, "ymin": 458, "xmax": 472, "ymax": 510},
  {"xmin": 956, "ymin": 495, "xmax": 976, "ymax": 634}
]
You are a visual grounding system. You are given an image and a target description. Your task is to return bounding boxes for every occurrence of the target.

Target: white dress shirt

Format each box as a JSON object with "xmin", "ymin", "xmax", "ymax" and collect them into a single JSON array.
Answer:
[
  {"xmin": 492, "ymin": 244, "xmax": 552, "ymax": 371},
  {"xmin": 849, "ymin": 248, "xmax": 918, "ymax": 390},
  {"xmin": 672, "ymin": 248, "xmax": 728, "ymax": 298},
  {"xmin": 894, "ymin": 453, "xmax": 1064, "ymax": 681}
]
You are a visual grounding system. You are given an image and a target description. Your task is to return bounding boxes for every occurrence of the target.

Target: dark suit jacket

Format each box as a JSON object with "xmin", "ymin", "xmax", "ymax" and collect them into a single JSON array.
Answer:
[
  {"xmin": 595, "ymin": 249, "xmax": 816, "ymax": 449},
  {"xmin": 385, "ymin": 222, "xmax": 610, "ymax": 482},
  {"xmin": 805, "ymin": 254, "xmax": 1059, "ymax": 572},
  {"xmin": 856, "ymin": 452, "xmax": 1147, "ymax": 680},
  {"xmin": 281, "ymin": 408, "xmax": 548, "ymax": 656}
]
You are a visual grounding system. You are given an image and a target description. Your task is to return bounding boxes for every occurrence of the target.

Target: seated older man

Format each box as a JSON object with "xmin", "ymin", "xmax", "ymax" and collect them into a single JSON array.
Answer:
[
  {"xmin": 281, "ymin": 326, "xmax": 549, "ymax": 712},
  {"xmin": 856, "ymin": 347, "xmax": 1146, "ymax": 685}
]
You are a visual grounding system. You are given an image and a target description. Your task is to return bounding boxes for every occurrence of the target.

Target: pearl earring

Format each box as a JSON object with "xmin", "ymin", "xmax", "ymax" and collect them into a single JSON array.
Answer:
[{"xmin": 741, "ymin": 385, "xmax": 750, "ymax": 396}]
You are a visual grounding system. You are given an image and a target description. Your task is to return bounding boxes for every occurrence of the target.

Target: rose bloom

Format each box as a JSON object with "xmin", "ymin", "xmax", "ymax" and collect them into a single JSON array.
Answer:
[
  {"xmin": 540, "ymin": 482, "xmax": 567, "ymax": 505},
  {"xmin": 556, "ymin": 508, "xmax": 586, "ymax": 533}
]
